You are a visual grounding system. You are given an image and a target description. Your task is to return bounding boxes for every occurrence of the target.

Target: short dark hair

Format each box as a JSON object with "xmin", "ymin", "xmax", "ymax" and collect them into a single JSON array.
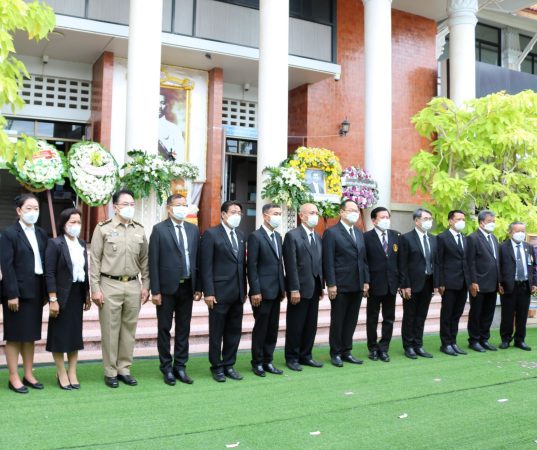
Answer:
[
  {"xmin": 221, "ymin": 200, "xmax": 242, "ymax": 213},
  {"xmin": 448, "ymin": 210, "xmax": 465, "ymax": 220},
  {"xmin": 340, "ymin": 199, "xmax": 358, "ymax": 210},
  {"xmin": 262, "ymin": 203, "xmax": 280, "ymax": 214},
  {"xmin": 14, "ymin": 193, "xmax": 38, "ymax": 209},
  {"xmin": 112, "ymin": 189, "xmax": 135, "ymax": 204},
  {"xmin": 412, "ymin": 208, "xmax": 432, "ymax": 221},
  {"xmin": 57, "ymin": 208, "xmax": 82, "ymax": 236},
  {"xmin": 166, "ymin": 194, "xmax": 185, "ymax": 205},
  {"xmin": 477, "ymin": 209, "xmax": 495, "ymax": 223},
  {"xmin": 508, "ymin": 221, "xmax": 525, "ymax": 232},
  {"xmin": 371, "ymin": 206, "xmax": 390, "ymax": 220}
]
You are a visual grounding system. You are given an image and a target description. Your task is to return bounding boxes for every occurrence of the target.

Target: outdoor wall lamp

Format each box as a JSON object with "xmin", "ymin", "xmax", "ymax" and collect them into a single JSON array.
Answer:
[{"xmin": 339, "ymin": 118, "xmax": 350, "ymax": 136}]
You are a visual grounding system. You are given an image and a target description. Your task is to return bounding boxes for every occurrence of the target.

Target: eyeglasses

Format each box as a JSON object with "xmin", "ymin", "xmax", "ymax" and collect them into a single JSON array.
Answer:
[
  {"xmin": 227, "ymin": 211, "xmax": 243, "ymax": 216},
  {"xmin": 118, "ymin": 202, "xmax": 135, "ymax": 207}
]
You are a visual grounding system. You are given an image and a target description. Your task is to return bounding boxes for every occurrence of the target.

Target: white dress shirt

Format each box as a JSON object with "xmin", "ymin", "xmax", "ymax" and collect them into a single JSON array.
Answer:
[
  {"xmin": 20, "ymin": 220, "xmax": 43, "ymax": 275},
  {"xmin": 449, "ymin": 227, "xmax": 464, "ymax": 249},
  {"xmin": 511, "ymin": 239, "xmax": 528, "ymax": 279},
  {"xmin": 65, "ymin": 236, "xmax": 86, "ymax": 282},
  {"xmin": 174, "ymin": 221, "xmax": 191, "ymax": 277}
]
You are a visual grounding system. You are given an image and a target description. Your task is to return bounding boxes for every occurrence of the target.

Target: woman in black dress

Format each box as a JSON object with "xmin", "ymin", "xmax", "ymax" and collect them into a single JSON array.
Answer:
[
  {"xmin": 45, "ymin": 208, "xmax": 91, "ymax": 390},
  {"xmin": 0, "ymin": 194, "xmax": 48, "ymax": 394}
]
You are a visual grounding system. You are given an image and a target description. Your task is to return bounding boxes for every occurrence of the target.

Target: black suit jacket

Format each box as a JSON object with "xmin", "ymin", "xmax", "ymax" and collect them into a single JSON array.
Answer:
[
  {"xmin": 437, "ymin": 229, "xmax": 471, "ymax": 290},
  {"xmin": 499, "ymin": 240, "xmax": 536, "ymax": 294},
  {"xmin": 149, "ymin": 218, "xmax": 200, "ymax": 296},
  {"xmin": 467, "ymin": 230, "xmax": 500, "ymax": 293},
  {"xmin": 399, "ymin": 229, "xmax": 439, "ymax": 292},
  {"xmin": 44, "ymin": 236, "xmax": 89, "ymax": 308},
  {"xmin": 323, "ymin": 221, "xmax": 369, "ymax": 293},
  {"xmin": 363, "ymin": 228, "xmax": 402, "ymax": 296},
  {"xmin": 283, "ymin": 225, "xmax": 323, "ymax": 299},
  {"xmin": 247, "ymin": 227, "xmax": 285, "ymax": 300},
  {"xmin": 0, "ymin": 222, "xmax": 48, "ymax": 300},
  {"xmin": 200, "ymin": 224, "xmax": 246, "ymax": 302}
]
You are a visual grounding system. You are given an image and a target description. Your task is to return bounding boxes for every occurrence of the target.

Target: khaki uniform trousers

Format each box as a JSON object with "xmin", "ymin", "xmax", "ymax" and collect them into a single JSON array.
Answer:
[{"xmin": 99, "ymin": 276, "xmax": 141, "ymax": 377}]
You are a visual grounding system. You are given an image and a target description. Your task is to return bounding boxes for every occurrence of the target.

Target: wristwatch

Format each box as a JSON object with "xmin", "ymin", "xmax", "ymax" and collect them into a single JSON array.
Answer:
[{"xmin": 49, "ymin": 297, "xmax": 58, "ymax": 302}]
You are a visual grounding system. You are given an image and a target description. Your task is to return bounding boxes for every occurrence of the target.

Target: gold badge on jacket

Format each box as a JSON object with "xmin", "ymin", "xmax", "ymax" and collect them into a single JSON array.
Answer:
[{"xmin": 393, "ymin": 244, "xmax": 398, "ymax": 253}]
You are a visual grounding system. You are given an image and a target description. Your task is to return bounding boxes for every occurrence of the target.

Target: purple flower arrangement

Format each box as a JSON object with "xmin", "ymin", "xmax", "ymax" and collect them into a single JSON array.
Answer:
[{"xmin": 341, "ymin": 166, "xmax": 379, "ymax": 209}]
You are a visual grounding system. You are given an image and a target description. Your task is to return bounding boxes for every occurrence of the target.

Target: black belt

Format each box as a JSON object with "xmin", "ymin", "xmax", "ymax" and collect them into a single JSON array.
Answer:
[
  {"xmin": 179, "ymin": 278, "xmax": 191, "ymax": 284},
  {"xmin": 101, "ymin": 273, "xmax": 137, "ymax": 282},
  {"xmin": 515, "ymin": 280, "xmax": 528, "ymax": 286}
]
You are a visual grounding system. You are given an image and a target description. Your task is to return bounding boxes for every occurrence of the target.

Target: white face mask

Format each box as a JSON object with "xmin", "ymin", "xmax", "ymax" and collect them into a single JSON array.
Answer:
[
  {"xmin": 346, "ymin": 212, "xmax": 359, "ymax": 224},
  {"xmin": 512, "ymin": 231, "xmax": 526, "ymax": 243},
  {"xmin": 119, "ymin": 206, "xmax": 135, "ymax": 220},
  {"xmin": 172, "ymin": 206, "xmax": 189, "ymax": 221},
  {"xmin": 268, "ymin": 215, "xmax": 282, "ymax": 229},
  {"xmin": 483, "ymin": 222, "xmax": 496, "ymax": 233},
  {"xmin": 306, "ymin": 214, "xmax": 319, "ymax": 228},
  {"xmin": 421, "ymin": 220, "xmax": 433, "ymax": 231},
  {"xmin": 22, "ymin": 210, "xmax": 39, "ymax": 225},
  {"xmin": 377, "ymin": 218, "xmax": 391, "ymax": 231},
  {"xmin": 227, "ymin": 214, "xmax": 241, "ymax": 229},
  {"xmin": 66, "ymin": 224, "xmax": 81, "ymax": 238},
  {"xmin": 454, "ymin": 220, "xmax": 465, "ymax": 232}
]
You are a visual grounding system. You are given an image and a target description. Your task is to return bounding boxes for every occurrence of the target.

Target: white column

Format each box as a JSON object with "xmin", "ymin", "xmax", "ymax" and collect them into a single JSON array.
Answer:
[
  {"xmin": 125, "ymin": 0, "xmax": 163, "ymax": 231},
  {"xmin": 447, "ymin": 0, "xmax": 478, "ymax": 105},
  {"xmin": 502, "ymin": 27, "xmax": 521, "ymax": 70},
  {"xmin": 363, "ymin": 0, "xmax": 392, "ymax": 210},
  {"xmin": 256, "ymin": 0, "xmax": 289, "ymax": 227}
]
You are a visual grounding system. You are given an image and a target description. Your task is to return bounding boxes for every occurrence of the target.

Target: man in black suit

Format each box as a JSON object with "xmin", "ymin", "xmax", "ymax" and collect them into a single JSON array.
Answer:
[
  {"xmin": 247, "ymin": 203, "xmax": 286, "ymax": 377},
  {"xmin": 363, "ymin": 206, "xmax": 399, "ymax": 362},
  {"xmin": 283, "ymin": 203, "xmax": 324, "ymax": 371},
  {"xmin": 200, "ymin": 200, "xmax": 247, "ymax": 382},
  {"xmin": 324, "ymin": 200, "xmax": 369, "ymax": 367},
  {"xmin": 149, "ymin": 194, "xmax": 201, "ymax": 386},
  {"xmin": 437, "ymin": 210, "xmax": 471, "ymax": 356},
  {"xmin": 308, "ymin": 171, "xmax": 325, "ymax": 194},
  {"xmin": 399, "ymin": 208, "xmax": 438, "ymax": 359},
  {"xmin": 466, "ymin": 210, "xmax": 500, "ymax": 352},
  {"xmin": 498, "ymin": 222, "xmax": 536, "ymax": 351}
]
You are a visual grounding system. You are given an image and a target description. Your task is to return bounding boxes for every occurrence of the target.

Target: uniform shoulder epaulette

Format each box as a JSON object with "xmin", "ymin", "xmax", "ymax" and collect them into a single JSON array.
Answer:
[
  {"xmin": 132, "ymin": 220, "xmax": 144, "ymax": 227},
  {"xmin": 98, "ymin": 219, "xmax": 112, "ymax": 226}
]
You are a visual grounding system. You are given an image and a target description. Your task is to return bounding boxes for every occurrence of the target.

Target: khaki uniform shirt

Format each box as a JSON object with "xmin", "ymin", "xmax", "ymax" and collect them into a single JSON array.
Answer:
[{"xmin": 90, "ymin": 215, "xmax": 150, "ymax": 293}]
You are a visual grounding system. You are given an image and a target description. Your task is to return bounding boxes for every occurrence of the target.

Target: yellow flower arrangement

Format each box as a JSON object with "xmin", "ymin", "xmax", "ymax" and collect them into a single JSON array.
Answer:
[{"xmin": 288, "ymin": 146, "xmax": 342, "ymax": 196}]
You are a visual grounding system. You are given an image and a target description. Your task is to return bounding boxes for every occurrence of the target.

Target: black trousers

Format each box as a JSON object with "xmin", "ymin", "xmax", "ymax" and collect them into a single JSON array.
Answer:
[
  {"xmin": 285, "ymin": 282, "xmax": 321, "ymax": 363},
  {"xmin": 208, "ymin": 298, "xmax": 243, "ymax": 372},
  {"xmin": 330, "ymin": 291, "xmax": 362, "ymax": 357},
  {"xmin": 440, "ymin": 287, "xmax": 468, "ymax": 346},
  {"xmin": 156, "ymin": 281, "xmax": 193, "ymax": 373},
  {"xmin": 500, "ymin": 283, "xmax": 531, "ymax": 343},
  {"xmin": 467, "ymin": 291, "xmax": 497, "ymax": 344},
  {"xmin": 401, "ymin": 276, "xmax": 433, "ymax": 350},
  {"xmin": 251, "ymin": 298, "xmax": 281, "ymax": 366},
  {"xmin": 366, "ymin": 293, "xmax": 395, "ymax": 352}
]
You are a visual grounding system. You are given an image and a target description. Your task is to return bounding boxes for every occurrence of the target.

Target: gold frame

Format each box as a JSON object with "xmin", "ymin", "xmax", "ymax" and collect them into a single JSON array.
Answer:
[{"xmin": 526, "ymin": 233, "xmax": 537, "ymax": 248}]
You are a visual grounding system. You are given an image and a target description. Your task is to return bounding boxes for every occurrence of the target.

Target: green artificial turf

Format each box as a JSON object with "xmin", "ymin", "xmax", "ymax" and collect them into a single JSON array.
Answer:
[{"xmin": 2, "ymin": 329, "xmax": 537, "ymax": 449}]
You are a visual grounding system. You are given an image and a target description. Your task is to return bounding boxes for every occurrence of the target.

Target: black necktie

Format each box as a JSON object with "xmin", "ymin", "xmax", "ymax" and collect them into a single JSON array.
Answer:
[
  {"xmin": 230, "ymin": 230, "xmax": 238, "ymax": 255},
  {"xmin": 310, "ymin": 232, "xmax": 319, "ymax": 276},
  {"xmin": 349, "ymin": 227, "xmax": 356, "ymax": 242},
  {"xmin": 423, "ymin": 234, "xmax": 432, "ymax": 275},
  {"xmin": 176, "ymin": 225, "xmax": 188, "ymax": 278},
  {"xmin": 271, "ymin": 232, "xmax": 279, "ymax": 257},
  {"xmin": 516, "ymin": 244, "xmax": 525, "ymax": 281},
  {"xmin": 382, "ymin": 232, "xmax": 388, "ymax": 255},
  {"xmin": 487, "ymin": 234, "xmax": 496, "ymax": 259},
  {"xmin": 457, "ymin": 233, "xmax": 463, "ymax": 250}
]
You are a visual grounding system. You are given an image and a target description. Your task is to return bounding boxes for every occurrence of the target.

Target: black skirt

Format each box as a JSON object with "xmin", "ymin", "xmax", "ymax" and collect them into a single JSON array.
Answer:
[
  {"xmin": 46, "ymin": 282, "xmax": 85, "ymax": 353},
  {"xmin": 2, "ymin": 275, "xmax": 44, "ymax": 342}
]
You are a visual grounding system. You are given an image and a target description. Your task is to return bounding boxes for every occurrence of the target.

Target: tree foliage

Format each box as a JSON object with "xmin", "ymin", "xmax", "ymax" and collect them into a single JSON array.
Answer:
[
  {"xmin": 410, "ymin": 90, "xmax": 537, "ymax": 238},
  {"xmin": 0, "ymin": 0, "xmax": 55, "ymax": 167}
]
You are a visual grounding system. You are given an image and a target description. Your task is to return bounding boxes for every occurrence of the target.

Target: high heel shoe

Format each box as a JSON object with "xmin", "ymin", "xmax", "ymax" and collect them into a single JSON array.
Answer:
[
  {"xmin": 68, "ymin": 374, "xmax": 80, "ymax": 389},
  {"xmin": 56, "ymin": 375, "xmax": 72, "ymax": 391}
]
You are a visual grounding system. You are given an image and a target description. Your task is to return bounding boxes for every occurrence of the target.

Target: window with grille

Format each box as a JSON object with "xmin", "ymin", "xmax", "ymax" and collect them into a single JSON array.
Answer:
[
  {"xmin": 222, "ymin": 98, "xmax": 257, "ymax": 128},
  {"xmin": 20, "ymin": 75, "xmax": 91, "ymax": 111}
]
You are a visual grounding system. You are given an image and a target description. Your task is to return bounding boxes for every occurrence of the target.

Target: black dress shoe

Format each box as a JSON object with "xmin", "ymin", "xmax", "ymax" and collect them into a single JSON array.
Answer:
[
  {"xmin": 331, "ymin": 355, "xmax": 343, "ymax": 367},
  {"xmin": 173, "ymin": 368, "xmax": 193, "ymax": 384},
  {"xmin": 342, "ymin": 354, "xmax": 363, "ymax": 364},
  {"xmin": 469, "ymin": 342, "xmax": 486, "ymax": 353},
  {"xmin": 481, "ymin": 341, "xmax": 497, "ymax": 351},
  {"xmin": 514, "ymin": 341, "xmax": 532, "ymax": 351},
  {"xmin": 379, "ymin": 351, "xmax": 390, "ymax": 362},
  {"xmin": 163, "ymin": 371, "xmax": 176, "ymax": 386},
  {"xmin": 369, "ymin": 350, "xmax": 379, "ymax": 361},
  {"xmin": 57, "ymin": 376, "xmax": 72, "ymax": 391},
  {"xmin": 404, "ymin": 348, "xmax": 418, "ymax": 359},
  {"xmin": 440, "ymin": 345, "xmax": 458, "ymax": 356},
  {"xmin": 117, "ymin": 374, "xmax": 138, "ymax": 386},
  {"xmin": 224, "ymin": 367, "xmax": 243, "ymax": 380},
  {"xmin": 263, "ymin": 363, "xmax": 283, "ymax": 375},
  {"xmin": 70, "ymin": 383, "xmax": 81, "ymax": 390},
  {"xmin": 286, "ymin": 361, "xmax": 302, "ymax": 371},
  {"xmin": 212, "ymin": 371, "xmax": 226, "ymax": 382},
  {"xmin": 414, "ymin": 347, "xmax": 433, "ymax": 358},
  {"xmin": 252, "ymin": 364, "xmax": 266, "ymax": 377},
  {"xmin": 104, "ymin": 376, "xmax": 119, "ymax": 388},
  {"xmin": 452, "ymin": 344, "xmax": 467, "ymax": 355},
  {"xmin": 22, "ymin": 377, "xmax": 44, "ymax": 390},
  {"xmin": 8, "ymin": 382, "xmax": 28, "ymax": 394},
  {"xmin": 300, "ymin": 359, "xmax": 323, "ymax": 368},
  {"xmin": 499, "ymin": 341, "xmax": 510, "ymax": 349}
]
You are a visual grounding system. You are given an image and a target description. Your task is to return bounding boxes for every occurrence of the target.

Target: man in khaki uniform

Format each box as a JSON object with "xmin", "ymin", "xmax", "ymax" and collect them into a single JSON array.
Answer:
[{"xmin": 90, "ymin": 189, "xmax": 150, "ymax": 388}]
